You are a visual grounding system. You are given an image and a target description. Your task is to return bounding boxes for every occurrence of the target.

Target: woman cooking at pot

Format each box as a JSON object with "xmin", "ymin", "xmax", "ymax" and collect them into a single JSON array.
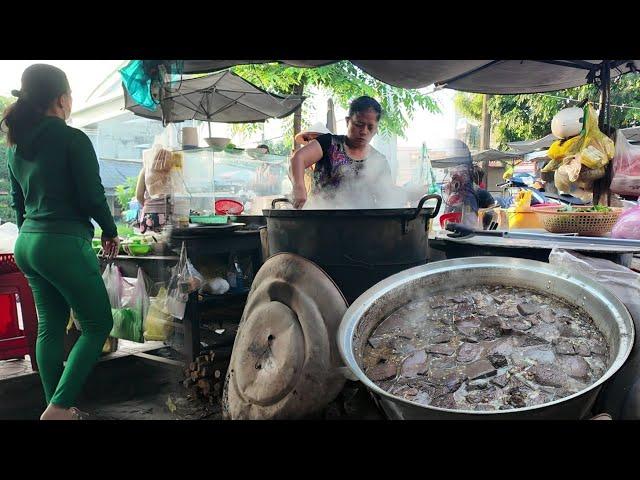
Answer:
[{"xmin": 289, "ymin": 96, "xmax": 394, "ymax": 209}]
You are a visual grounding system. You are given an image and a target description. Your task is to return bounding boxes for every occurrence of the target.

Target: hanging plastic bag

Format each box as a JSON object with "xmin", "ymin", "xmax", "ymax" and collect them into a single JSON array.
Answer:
[
  {"xmin": 549, "ymin": 249, "xmax": 640, "ymax": 419},
  {"xmin": 102, "ymin": 263, "xmax": 123, "ymax": 309},
  {"xmin": 546, "ymin": 136, "xmax": 582, "ymax": 167},
  {"xmin": 119, "ymin": 60, "xmax": 158, "ymax": 111},
  {"xmin": 579, "ymin": 105, "xmax": 615, "ymax": 170},
  {"xmin": 166, "ymin": 242, "xmax": 203, "ymax": 320},
  {"xmin": 143, "ymin": 143, "xmax": 175, "ymax": 199},
  {"xmin": 110, "ymin": 267, "xmax": 149, "ymax": 343},
  {"xmin": 610, "ymin": 130, "xmax": 640, "ymax": 197},
  {"xmin": 144, "ymin": 287, "xmax": 174, "ymax": 341},
  {"xmin": 546, "ymin": 105, "xmax": 614, "ymax": 171},
  {"xmin": 611, "ymin": 205, "xmax": 640, "ymax": 240}
]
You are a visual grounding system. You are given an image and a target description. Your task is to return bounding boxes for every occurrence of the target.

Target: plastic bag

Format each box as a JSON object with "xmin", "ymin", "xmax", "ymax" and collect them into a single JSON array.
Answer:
[
  {"xmin": 143, "ymin": 144, "xmax": 175, "ymax": 199},
  {"xmin": 144, "ymin": 287, "xmax": 174, "ymax": 341},
  {"xmin": 546, "ymin": 105, "xmax": 614, "ymax": 171},
  {"xmin": 578, "ymin": 105, "xmax": 615, "ymax": 169},
  {"xmin": 0, "ymin": 222, "xmax": 19, "ymax": 254},
  {"xmin": 611, "ymin": 205, "xmax": 640, "ymax": 240},
  {"xmin": 513, "ymin": 190, "xmax": 532, "ymax": 212},
  {"xmin": 548, "ymin": 249, "xmax": 640, "ymax": 419},
  {"xmin": 554, "ymin": 158, "xmax": 594, "ymax": 203},
  {"xmin": 110, "ymin": 267, "xmax": 148, "ymax": 343},
  {"xmin": 102, "ymin": 263, "xmax": 123, "ymax": 309},
  {"xmin": 119, "ymin": 60, "xmax": 158, "ymax": 111},
  {"xmin": 610, "ymin": 130, "xmax": 640, "ymax": 197},
  {"xmin": 166, "ymin": 242, "xmax": 203, "ymax": 320},
  {"xmin": 547, "ymin": 136, "xmax": 582, "ymax": 166}
]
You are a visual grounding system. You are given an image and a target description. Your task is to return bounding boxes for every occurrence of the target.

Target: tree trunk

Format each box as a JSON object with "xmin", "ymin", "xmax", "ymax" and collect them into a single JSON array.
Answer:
[
  {"xmin": 327, "ymin": 98, "xmax": 336, "ymax": 133},
  {"xmin": 292, "ymin": 81, "xmax": 305, "ymax": 150},
  {"xmin": 481, "ymin": 94, "xmax": 492, "ymax": 150}
]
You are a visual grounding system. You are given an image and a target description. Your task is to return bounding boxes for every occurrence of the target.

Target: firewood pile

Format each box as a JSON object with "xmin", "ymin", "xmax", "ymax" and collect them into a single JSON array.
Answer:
[{"xmin": 182, "ymin": 351, "xmax": 226, "ymax": 405}]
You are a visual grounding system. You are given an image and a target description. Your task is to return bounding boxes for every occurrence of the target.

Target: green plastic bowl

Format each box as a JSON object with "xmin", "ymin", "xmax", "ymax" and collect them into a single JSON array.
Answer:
[{"xmin": 127, "ymin": 244, "xmax": 152, "ymax": 256}]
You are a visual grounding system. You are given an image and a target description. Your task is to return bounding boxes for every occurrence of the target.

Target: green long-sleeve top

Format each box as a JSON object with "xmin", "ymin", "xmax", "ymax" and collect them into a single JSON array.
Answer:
[{"xmin": 7, "ymin": 116, "xmax": 117, "ymax": 241}]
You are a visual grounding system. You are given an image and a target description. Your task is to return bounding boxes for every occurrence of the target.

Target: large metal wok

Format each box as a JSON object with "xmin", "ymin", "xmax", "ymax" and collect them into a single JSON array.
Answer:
[
  {"xmin": 338, "ymin": 257, "xmax": 635, "ymax": 419},
  {"xmin": 262, "ymin": 194, "xmax": 442, "ymax": 303}
]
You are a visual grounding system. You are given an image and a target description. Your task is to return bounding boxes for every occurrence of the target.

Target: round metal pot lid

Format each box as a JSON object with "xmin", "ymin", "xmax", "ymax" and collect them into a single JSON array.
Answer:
[{"xmin": 223, "ymin": 253, "xmax": 348, "ymax": 419}]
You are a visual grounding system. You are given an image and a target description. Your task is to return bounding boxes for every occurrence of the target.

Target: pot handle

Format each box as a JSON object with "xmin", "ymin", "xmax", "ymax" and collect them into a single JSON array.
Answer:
[
  {"xmin": 411, "ymin": 194, "xmax": 442, "ymax": 220},
  {"xmin": 271, "ymin": 197, "xmax": 293, "ymax": 209}
]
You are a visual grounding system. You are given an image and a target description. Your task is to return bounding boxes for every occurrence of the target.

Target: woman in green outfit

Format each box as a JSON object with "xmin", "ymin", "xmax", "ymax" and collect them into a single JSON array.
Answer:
[{"xmin": 1, "ymin": 64, "xmax": 120, "ymax": 420}]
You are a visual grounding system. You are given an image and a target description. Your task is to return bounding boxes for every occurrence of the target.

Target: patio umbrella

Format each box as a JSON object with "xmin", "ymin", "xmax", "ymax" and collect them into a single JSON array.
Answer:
[
  {"xmin": 509, "ymin": 126, "xmax": 640, "ymax": 152},
  {"xmin": 124, "ymin": 70, "xmax": 305, "ymax": 134},
  {"xmin": 507, "ymin": 134, "xmax": 559, "ymax": 153}
]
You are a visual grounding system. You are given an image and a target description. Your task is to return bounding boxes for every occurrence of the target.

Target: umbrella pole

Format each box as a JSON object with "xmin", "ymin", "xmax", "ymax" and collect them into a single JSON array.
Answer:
[
  {"xmin": 598, "ymin": 61, "xmax": 611, "ymax": 134},
  {"xmin": 208, "ymin": 120, "xmax": 212, "ymax": 139},
  {"xmin": 594, "ymin": 61, "xmax": 612, "ymax": 206}
]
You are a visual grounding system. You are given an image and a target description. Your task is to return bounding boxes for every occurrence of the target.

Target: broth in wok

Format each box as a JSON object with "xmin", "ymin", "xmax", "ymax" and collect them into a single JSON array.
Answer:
[{"xmin": 363, "ymin": 285, "xmax": 609, "ymax": 411}]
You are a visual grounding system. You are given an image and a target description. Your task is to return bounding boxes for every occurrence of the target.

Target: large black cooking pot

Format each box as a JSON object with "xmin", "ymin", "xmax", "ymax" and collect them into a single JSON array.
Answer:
[{"xmin": 262, "ymin": 194, "xmax": 442, "ymax": 303}]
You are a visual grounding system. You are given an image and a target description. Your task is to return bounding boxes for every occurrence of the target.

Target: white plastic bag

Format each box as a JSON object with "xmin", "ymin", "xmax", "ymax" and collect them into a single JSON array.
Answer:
[
  {"xmin": 102, "ymin": 263, "xmax": 123, "ymax": 309},
  {"xmin": 0, "ymin": 222, "xmax": 19, "ymax": 254},
  {"xmin": 111, "ymin": 267, "xmax": 148, "ymax": 343},
  {"xmin": 611, "ymin": 130, "xmax": 640, "ymax": 197},
  {"xmin": 166, "ymin": 242, "xmax": 203, "ymax": 319}
]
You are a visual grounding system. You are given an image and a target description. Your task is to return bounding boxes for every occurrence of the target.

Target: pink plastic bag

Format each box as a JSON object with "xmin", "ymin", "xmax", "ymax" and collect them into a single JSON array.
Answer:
[
  {"xmin": 611, "ymin": 205, "xmax": 640, "ymax": 240},
  {"xmin": 610, "ymin": 130, "xmax": 640, "ymax": 197}
]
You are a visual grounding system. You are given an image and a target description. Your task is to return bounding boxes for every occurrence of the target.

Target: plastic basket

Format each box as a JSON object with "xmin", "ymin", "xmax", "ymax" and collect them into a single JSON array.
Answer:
[
  {"xmin": 215, "ymin": 199, "xmax": 244, "ymax": 215},
  {"xmin": 0, "ymin": 254, "xmax": 20, "ymax": 275},
  {"xmin": 534, "ymin": 207, "xmax": 623, "ymax": 236}
]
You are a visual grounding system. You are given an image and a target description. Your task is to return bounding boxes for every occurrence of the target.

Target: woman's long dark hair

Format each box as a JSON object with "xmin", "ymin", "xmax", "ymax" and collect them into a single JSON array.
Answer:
[{"xmin": 0, "ymin": 64, "xmax": 70, "ymax": 147}]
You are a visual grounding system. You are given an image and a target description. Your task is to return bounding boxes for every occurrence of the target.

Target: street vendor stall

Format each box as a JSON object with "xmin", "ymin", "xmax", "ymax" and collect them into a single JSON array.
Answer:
[{"xmin": 116, "ymin": 59, "xmax": 640, "ymax": 420}]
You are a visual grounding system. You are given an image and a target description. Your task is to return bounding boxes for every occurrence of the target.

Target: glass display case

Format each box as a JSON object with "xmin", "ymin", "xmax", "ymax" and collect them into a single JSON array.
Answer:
[{"xmin": 177, "ymin": 147, "xmax": 291, "ymax": 213}]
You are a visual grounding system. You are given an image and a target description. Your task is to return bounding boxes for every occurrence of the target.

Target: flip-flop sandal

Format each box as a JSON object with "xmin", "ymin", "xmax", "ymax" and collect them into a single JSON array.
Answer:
[
  {"xmin": 69, "ymin": 407, "xmax": 90, "ymax": 420},
  {"xmin": 589, "ymin": 413, "xmax": 612, "ymax": 420}
]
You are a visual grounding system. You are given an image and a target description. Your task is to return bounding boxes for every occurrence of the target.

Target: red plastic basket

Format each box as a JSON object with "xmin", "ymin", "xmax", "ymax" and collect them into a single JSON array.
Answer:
[
  {"xmin": 439, "ymin": 212, "xmax": 462, "ymax": 229},
  {"xmin": 0, "ymin": 254, "xmax": 20, "ymax": 275},
  {"xmin": 215, "ymin": 199, "xmax": 244, "ymax": 215}
]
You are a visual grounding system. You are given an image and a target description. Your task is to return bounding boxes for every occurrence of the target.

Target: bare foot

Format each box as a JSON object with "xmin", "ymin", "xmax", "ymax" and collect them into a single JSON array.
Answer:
[{"xmin": 40, "ymin": 404, "xmax": 78, "ymax": 420}]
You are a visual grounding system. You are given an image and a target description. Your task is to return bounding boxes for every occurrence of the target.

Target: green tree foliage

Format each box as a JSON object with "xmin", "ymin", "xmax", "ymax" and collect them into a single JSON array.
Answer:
[
  {"xmin": 454, "ymin": 74, "xmax": 640, "ymax": 149},
  {"xmin": 232, "ymin": 61, "xmax": 441, "ymax": 141},
  {"xmin": 0, "ymin": 95, "xmax": 16, "ymax": 222},
  {"xmin": 114, "ymin": 176, "xmax": 138, "ymax": 210}
]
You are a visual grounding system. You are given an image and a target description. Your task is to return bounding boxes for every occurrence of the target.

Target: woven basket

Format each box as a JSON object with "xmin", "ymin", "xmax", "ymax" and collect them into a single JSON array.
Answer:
[{"xmin": 534, "ymin": 207, "xmax": 623, "ymax": 236}]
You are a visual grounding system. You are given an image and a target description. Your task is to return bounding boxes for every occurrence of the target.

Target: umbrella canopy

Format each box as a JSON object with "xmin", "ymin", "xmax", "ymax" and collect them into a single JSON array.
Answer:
[
  {"xmin": 174, "ymin": 60, "xmax": 640, "ymax": 92},
  {"xmin": 472, "ymin": 149, "xmax": 524, "ymax": 163},
  {"xmin": 124, "ymin": 70, "xmax": 304, "ymax": 124},
  {"xmin": 508, "ymin": 134, "xmax": 559, "ymax": 153},
  {"xmin": 507, "ymin": 125, "xmax": 640, "ymax": 153}
]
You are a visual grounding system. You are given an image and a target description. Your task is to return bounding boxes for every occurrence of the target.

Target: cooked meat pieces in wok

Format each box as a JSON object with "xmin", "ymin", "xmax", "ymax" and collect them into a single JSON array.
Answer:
[{"xmin": 363, "ymin": 285, "xmax": 609, "ymax": 411}]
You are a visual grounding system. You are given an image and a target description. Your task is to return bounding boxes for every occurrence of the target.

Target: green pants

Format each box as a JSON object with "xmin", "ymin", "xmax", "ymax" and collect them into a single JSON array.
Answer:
[{"xmin": 14, "ymin": 232, "xmax": 113, "ymax": 408}]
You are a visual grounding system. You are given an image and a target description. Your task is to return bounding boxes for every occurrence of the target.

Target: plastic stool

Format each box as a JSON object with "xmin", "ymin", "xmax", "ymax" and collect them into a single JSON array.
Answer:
[{"xmin": 0, "ymin": 272, "xmax": 38, "ymax": 371}]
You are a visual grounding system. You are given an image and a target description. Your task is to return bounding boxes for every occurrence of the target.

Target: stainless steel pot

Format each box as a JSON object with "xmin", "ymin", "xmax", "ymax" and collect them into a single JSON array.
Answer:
[{"xmin": 338, "ymin": 257, "xmax": 635, "ymax": 419}]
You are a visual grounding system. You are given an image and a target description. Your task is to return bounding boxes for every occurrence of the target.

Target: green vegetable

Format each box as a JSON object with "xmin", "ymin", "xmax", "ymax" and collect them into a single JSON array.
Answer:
[{"xmin": 557, "ymin": 204, "xmax": 611, "ymax": 213}]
